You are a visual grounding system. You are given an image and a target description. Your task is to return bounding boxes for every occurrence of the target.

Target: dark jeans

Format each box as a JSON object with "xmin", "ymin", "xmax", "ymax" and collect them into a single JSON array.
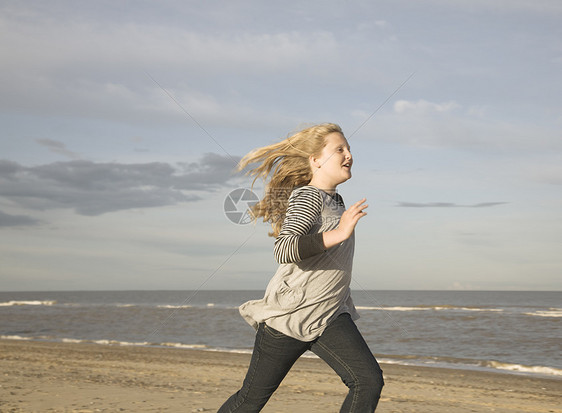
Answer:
[{"xmin": 218, "ymin": 313, "xmax": 384, "ymax": 412}]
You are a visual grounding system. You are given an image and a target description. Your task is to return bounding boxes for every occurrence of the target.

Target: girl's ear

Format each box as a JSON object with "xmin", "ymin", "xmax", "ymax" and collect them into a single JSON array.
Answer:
[{"xmin": 309, "ymin": 154, "xmax": 321, "ymax": 169}]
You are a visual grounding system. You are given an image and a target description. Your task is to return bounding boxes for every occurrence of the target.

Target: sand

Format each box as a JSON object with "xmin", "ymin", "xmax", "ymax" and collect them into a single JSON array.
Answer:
[{"xmin": 1, "ymin": 339, "xmax": 560, "ymax": 413}]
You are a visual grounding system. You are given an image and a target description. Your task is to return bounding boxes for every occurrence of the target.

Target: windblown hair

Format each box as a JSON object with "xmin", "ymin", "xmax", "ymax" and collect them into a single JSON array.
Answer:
[{"xmin": 239, "ymin": 123, "xmax": 343, "ymax": 237}]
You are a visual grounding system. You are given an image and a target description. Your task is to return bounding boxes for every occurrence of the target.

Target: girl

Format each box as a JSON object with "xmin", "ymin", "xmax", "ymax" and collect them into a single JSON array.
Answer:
[{"xmin": 218, "ymin": 123, "xmax": 383, "ymax": 412}]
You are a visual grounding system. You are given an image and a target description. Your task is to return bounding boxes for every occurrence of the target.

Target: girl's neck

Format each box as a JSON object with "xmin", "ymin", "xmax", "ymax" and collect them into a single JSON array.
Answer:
[
  {"xmin": 308, "ymin": 183, "xmax": 337, "ymax": 195},
  {"xmin": 308, "ymin": 174, "xmax": 339, "ymax": 194}
]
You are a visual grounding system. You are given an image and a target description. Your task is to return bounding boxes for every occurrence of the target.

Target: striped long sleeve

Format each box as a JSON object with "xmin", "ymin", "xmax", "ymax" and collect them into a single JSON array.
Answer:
[{"xmin": 273, "ymin": 186, "xmax": 327, "ymax": 264}]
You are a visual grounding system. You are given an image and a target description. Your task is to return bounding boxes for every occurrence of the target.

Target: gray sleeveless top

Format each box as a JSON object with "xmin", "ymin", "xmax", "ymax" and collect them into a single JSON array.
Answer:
[{"xmin": 238, "ymin": 185, "xmax": 359, "ymax": 341}]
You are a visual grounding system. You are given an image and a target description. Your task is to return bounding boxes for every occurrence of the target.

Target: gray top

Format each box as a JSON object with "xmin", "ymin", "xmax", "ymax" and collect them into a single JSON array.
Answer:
[{"xmin": 239, "ymin": 185, "xmax": 359, "ymax": 341}]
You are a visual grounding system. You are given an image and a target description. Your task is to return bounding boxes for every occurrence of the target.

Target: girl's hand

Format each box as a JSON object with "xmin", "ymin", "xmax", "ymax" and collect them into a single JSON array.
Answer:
[
  {"xmin": 338, "ymin": 198, "xmax": 368, "ymax": 239},
  {"xmin": 322, "ymin": 198, "xmax": 368, "ymax": 249}
]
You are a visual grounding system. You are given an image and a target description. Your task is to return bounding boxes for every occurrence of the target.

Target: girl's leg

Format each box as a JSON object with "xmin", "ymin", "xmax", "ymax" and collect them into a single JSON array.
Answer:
[
  {"xmin": 310, "ymin": 313, "xmax": 384, "ymax": 413},
  {"xmin": 218, "ymin": 323, "xmax": 309, "ymax": 413}
]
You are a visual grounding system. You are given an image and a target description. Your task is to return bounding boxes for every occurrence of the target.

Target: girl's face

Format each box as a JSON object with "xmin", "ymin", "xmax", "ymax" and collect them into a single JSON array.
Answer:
[{"xmin": 309, "ymin": 132, "xmax": 353, "ymax": 189}]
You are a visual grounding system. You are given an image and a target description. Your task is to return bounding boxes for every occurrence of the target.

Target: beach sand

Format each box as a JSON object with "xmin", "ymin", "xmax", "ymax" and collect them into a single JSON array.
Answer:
[{"xmin": 1, "ymin": 339, "xmax": 560, "ymax": 413}]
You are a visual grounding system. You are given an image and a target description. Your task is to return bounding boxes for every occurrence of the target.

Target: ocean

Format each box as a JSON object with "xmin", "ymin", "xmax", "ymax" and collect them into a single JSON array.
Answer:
[{"xmin": 1, "ymin": 290, "xmax": 560, "ymax": 379}]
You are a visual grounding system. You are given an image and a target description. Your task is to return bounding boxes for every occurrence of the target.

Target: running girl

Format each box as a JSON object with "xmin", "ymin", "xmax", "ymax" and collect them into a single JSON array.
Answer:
[{"xmin": 218, "ymin": 123, "xmax": 384, "ymax": 412}]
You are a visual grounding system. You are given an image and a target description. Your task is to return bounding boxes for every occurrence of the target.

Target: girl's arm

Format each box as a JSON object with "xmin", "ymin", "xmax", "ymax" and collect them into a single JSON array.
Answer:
[
  {"xmin": 274, "ymin": 187, "xmax": 324, "ymax": 263},
  {"xmin": 274, "ymin": 189, "xmax": 368, "ymax": 264}
]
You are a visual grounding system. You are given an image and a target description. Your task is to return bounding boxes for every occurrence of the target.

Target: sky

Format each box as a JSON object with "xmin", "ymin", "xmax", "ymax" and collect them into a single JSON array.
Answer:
[{"xmin": 1, "ymin": 0, "xmax": 561, "ymax": 291}]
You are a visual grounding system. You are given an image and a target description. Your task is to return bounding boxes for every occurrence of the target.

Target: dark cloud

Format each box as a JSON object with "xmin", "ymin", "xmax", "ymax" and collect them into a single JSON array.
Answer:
[
  {"xmin": 35, "ymin": 139, "xmax": 81, "ymax": 159},
  {"xmin": 471, "ymin": 202, "xmax": 509, "ymax": 208},
  {"xmin": 176, "ymin": 153, "xmax": 242, "ymax": 189},
  {"xmin": 396, "ymin": 202, "xmax": 508, "ymax": 208},
  {"xmin": 0, "ymin": 153, "xmax": 241, "ymax": 216},
  {"xmin": 0, "ymin": 210, "xmax": 42, "ymax": 227}
]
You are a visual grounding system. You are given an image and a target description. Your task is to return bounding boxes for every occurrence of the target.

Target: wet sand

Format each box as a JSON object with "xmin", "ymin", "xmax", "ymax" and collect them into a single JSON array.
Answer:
[{"xmin": 1, "ymin": 339, "xmax": 560, "ymax": 412}]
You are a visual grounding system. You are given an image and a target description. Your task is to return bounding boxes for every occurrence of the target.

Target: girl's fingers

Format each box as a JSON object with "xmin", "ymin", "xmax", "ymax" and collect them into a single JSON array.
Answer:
[
  {"xmin": 347, "ymin": 200, "xmax": 364, "ymax": 211},
  {"xmin": 351, "ymin": 199, "xmax": 368, "ymax": 211},
  {"xmin": 342, "ymin": 198, "xmax": 368, "ymax": 227}
]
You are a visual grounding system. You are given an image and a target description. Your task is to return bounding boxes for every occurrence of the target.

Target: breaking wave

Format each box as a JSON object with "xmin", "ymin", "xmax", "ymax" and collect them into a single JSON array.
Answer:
[
  {"xmin": 0, "ymin": 300, "xmax": 57, "ymax": 306},
  {"xmin": 356, "ymin": 305, "xmax": 504, "ymax": 312},
  {"xmin": 523, "ymin": 308, "xmax": 562, "ymax": 318}
]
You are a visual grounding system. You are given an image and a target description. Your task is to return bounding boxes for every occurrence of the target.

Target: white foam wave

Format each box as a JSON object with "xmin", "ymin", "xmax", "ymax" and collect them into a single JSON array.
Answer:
[
  {"xmin": 356, "ymin": 306, "xmax": 431, "ymax": 311},
  {"xmin": 157, "ymin": 304, "xmax": 192, "ymax": 309},
  {"xmin": 459, "ymin": 307, "xmax": 503, "ymax": 312},
  {"xmin": 374, "ymin": 356, "xmax": 562, "ymax": 378},
  {"xmin": 93, "ymin": 339, "xmax": 152, "ymax": 346},
  {"xmin": 160, "ymin": 342, "xmax": 208, "ymax": 349},
  {"xmin": 206, "ymin": 348, "xmax": 253, "ymax": 355},
  {"xmin": 157, "ymin": 303, "xmax": 239, "ymax": 310},
  {"xmin": 524, "ymin": 309, "xmax": 562, "ymax": 318},
  {"xmin": 0, "ymin": 335, "xmax": 33, "ymax": 340},
  {"xmin": 485, "ymin": 360, "xmax": 562, "ymax": 376},
  {"xmin": 62, "ymin": 338, "xmax": 83, "ymax": 343},
  {"xmin": 89, "ymin": 339, "xmax": 208, "ymax": 350},
  {"xmin": 0, "ymin": 300, "xmax": 57, "ymax": 306},
  {"xmin": 357, "ymin": 305, "xmax": 503, "ymax": 312}
]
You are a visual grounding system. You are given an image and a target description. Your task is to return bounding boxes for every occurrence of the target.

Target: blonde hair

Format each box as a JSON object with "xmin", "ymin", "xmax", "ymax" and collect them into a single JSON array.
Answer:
[{"xmin": 239, "ymin": 123, "xmax": 343, "ymax": 237}]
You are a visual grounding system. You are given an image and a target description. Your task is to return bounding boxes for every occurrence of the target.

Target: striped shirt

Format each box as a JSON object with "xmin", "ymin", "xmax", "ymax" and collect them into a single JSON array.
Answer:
[{"xmin": 273, "ymin": 186, "xmax": 325, "ymax": 263}]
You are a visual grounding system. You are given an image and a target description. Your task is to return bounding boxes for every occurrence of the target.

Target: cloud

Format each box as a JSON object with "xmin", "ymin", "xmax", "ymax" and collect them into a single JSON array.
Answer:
[
  {"xmin": 0, "ymin": 153, "xmax": 240, "ymax": 217},
  {"xmin": 0, "ymin": 210, "xmax": 42, "ymax": 227},
  {"xmin": 357, "ymin": 98, "xmax": 562, "ymax": 154},
  {"xmin": 420, "ymin": 0, "xmax": 562, "ymax": 14},
  {"xmin": 35, "ymin": 139, "xmax": 81, "ymax": 159},
  {"xmin": 396, "ymin": 202, "xmax": 508, "ymax": 208},
  {"xmin": 394, "ymin": 99, "xmax": 460, "ymax": 115},
  {"xmin": 0, "ymin": 7, "xmax": 341, "ymax": 127}
]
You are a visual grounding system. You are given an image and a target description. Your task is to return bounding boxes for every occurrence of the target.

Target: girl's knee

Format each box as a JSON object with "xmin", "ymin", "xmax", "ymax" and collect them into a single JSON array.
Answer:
[
  {"xmin": 361, "ymin": 368, "xmax": 384, "ymax": 393},
  {"xmin": 375, "ymin": 368, "xmax": 384, "ymax": 390}
]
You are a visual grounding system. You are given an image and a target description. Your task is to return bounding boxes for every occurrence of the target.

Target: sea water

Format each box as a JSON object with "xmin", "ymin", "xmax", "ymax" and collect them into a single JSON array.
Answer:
[{"xmin": 1, "ymin": 290, "xmax": 560, "ymax": 379}]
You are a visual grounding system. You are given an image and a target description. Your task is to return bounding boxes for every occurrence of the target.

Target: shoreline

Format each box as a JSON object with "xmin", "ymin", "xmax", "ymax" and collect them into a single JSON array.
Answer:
[
  {"xmin": 2, "ymin": 339, "xmax": 561, "ymax": 412},
  {"xmin": 2, "ymin": 335, "xmax": 560, "ymax": 381}
]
